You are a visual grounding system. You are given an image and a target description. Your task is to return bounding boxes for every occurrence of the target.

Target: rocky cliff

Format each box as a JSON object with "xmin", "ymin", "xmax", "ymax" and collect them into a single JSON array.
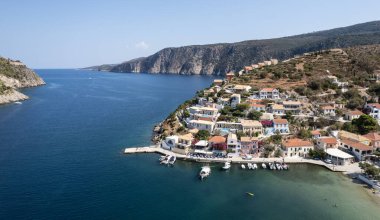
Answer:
[
  {"xmin": 92, "ymin": 20, "xmax": 380, "ymax": 75},
  {"xmin": 0, "ymin": 57, "xmax": 45, "ymax": 104}
]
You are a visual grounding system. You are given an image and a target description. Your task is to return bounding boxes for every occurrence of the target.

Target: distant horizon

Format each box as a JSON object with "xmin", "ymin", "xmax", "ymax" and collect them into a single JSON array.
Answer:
[{"xmin": 1, "ymin": 0, "xmax": 380, "ymax": 69}]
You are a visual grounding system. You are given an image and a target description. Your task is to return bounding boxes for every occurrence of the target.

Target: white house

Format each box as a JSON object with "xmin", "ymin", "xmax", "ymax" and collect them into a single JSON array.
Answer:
[
  {"xmin": 215, "ymin": 121, "xmax": 241, "ymax": 132},
  {"xmin": 283, "ymin": 101, "xmax": 302, "ymax": 114},
  {"xmin": 227, "ymin": 133, "xmax": 240, "ymax": 154},
  {"xmin": 339, "ymin": 138, "xmax": 373, "ymax": 161},
  {"xmin": 282, "ymin": 138, "xmax": 314, "ymax": 157},
  {"xmin": 364, "ymin": 103, "xmax": 380, "ymax": 121},
  {"xmin": 189, "ymin": 120, "xmax": 215, "ymax": 133},
  {"xmin": 230, "ymin": 94, "xmax": 241, "ymax": 108},
  {"xmin": 270, "ymin": 104, "xmax": 285, "ymax": 115},
  {"xmin": 259, "ymin": 88, "xmax": 280, "ymax": 99},
  {"xmin": 321, "ymin": 105, "xmax": 336, "ymax": 116},
  {"xmin": 273, "ymin": 119, "xmax": 289, "ymax": 134},
  {"xmin": 250, "ymin": 103, "xmax": 266, "ymax": 112},
  {"xmin": 232, "ymin": 85, "xmax": 251, "ymax": 93},
  {"xmin": 316, "ymin": 137, "xmax": 338, "ymax": 150},
  {"xmin": 174, "ymin": 133, "xmax": 194, "ymax": 155},
  {"xmin": 344, "ymin": 110, "xmax": 363, "ymax": 121},
  {"xmin": 240, "ymin": 119, "xmax": 263, "ymax": 136},
  {"xmin": 161, "ymin": 135, "xmax": 179, "ymax": 150}
]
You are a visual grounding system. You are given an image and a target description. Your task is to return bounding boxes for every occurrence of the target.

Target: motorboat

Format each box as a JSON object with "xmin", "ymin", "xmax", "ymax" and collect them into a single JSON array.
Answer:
[
  {"xmin": 222, "ymin": 162, "xmax": 231, "ymax": 170},
  {"xmin": 160, "ymin": 159, "xmax": 169, "ymax": 165},
  {"xmin": 246, "ymin": 192, "xmax": 254, "ymax": 197},
  {"xmin": 200, "ymin": 166, "xmax": 211, "ymax": 180},
  {"xmin": 159, "ymin": 155, "xmax": 170, "ymax": 162},
  {"xmin": 168, "ymin": 155, "xmax": 176, "ymax": 165},
  {"xmin": 247, "ymin": 163, "xmax": 253, "ymax": 170},
  {"xmin": 241, "ymin": 164, "xmax": 246, "ymax": 169},
  {"xmin": 282, "ymin": 163, "xmax": 288, "ymax": 170},
  {"xmin": 262, "ymin": 163, "xmax": 267, "ymax": 169},
  {"xmin": 14, "ymin": 101, "xmax": 22, "ymax": 105},
  {"xmin": 275, "ymin": 163, "xmax": 282, "ymax": 170},
  {"xmin": 253, "ymin": 163, "xmax": 258, "ymax": 170}
]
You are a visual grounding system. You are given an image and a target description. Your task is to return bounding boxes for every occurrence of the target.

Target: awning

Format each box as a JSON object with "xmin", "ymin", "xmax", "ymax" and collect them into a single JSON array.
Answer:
[
  {"xmin": 326, "ymin": 148, "xmax": 354, "ymax": 159},
  {"xmin": 194, "ymin": 149, "xmax": 213, "ymax": 155}
]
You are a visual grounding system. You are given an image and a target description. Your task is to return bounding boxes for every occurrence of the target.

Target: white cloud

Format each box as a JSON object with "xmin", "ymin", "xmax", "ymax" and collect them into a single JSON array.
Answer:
[{"xmin": 135, "ymin": 41, "xmax": 149, "ymax": 50}]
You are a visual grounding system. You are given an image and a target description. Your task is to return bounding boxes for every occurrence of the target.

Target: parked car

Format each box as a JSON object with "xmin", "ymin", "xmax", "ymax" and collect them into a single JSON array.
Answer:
[{"xmin": 324, "ymin": 159, "xmax": 332, "ymax": 164}]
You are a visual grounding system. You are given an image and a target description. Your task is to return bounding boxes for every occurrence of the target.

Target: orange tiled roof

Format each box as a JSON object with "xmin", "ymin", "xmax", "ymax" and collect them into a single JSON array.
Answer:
[
  {"xmin": 311, "ymin": 130, "xmax": 321, "ymax": 135},
  {"xmin": 208, "ymin": 136, "xmax": 226, "ymax": 143},
  {"xmin": 283, "ymin": 138, "xmax": 313, "ymax": 148},
  {"xmin": 340, "ymin": 138, "xmax": 373, "ymax": 151},
  {"xmin": 363, "ymin": 132, "xmax": 380, "ymax": 141},
  {"xmin": 260, "ymin": 88, "xmax": 276, "ymax": 92},
  {"xmin": 273, "ymin": 119, "xmax": 288, "ymax": 124},
  {"xmin": 318, "ymin": 137, "xmax": 337, "ymax": 145}
]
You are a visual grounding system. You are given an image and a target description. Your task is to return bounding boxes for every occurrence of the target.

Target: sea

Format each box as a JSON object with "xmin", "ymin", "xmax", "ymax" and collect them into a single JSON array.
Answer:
[{"xmin": 0, "ymin": 69, "xmax": 379, "ymax": 220}]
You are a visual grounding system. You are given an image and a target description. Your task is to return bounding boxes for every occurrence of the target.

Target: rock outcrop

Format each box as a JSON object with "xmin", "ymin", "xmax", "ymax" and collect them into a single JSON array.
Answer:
[{"xmin": 0, "ymin": 57, "xmax": 45, "ymax": 104}]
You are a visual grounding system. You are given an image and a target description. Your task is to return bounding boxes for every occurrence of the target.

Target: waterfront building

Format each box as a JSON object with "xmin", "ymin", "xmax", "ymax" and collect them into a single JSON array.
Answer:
[
  {"xmin": 213, "ymin": 79, "xmax": 223, "ymax": 86},
  {"xmin": 363, "ymin": 132, "xmax": 380, "ymax": 151},
  {"xmin": 240, "ymin": 136, "xmax": 259, "ymax": 154},
  {"xmin": 325, "ymin": 148, "xmax": 354, "ymax": 165},
  {"xmin": 339, "ymin": 138, "xmax": 373, "ymax": 161},
  {"xmin": 282, "ymin": 138, "xmax": 314, "ymax": 157},
  {"xmin": 227, "ymin": 133, "xmax": 240, "ymax": 154},
  {"xmin": 316, "ymin": 137, "xmax": 338, "ymax": 150},
  {"xmin": 173, "ymin": 133, "xmax": 193, "ymax": 155},
  {"xmin": 338, "ymin": 131, "xmax": 371, "ymax": 145}
]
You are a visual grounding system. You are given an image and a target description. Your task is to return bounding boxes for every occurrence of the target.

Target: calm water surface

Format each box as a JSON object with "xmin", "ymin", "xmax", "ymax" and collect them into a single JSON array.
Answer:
[{"xmin": 0, "ymin": 69, "xmax": 379, "ymax": 219}]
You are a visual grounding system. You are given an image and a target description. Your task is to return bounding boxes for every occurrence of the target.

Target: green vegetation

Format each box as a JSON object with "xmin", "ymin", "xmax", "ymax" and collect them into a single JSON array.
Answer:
[
  {"xmin": 247, "ymin": 110, "xmax": 262, "ymax": 120},
  {"xmin": 343, "ymin": 88, "xmax": 365, "ymax": 110},
  {"xmin": 0, "ymin": 80, "xmax": 10, "ymax": 94},
  {"xmin": 359, "ymin": 162, "xmax": 380, "ymax": 179},
  {"xmin": 308, "ymin": 149, "xmax": 327, "ymax": 159},
  {"xmin": 298, "ymin": 129, "xmax": 312, "ymax": 139},
  {"xmin": 342, "ymin": 114, "xmax": 379, "ymax": 135},
  {"xmin": 195, "ymin": 130, "xmax": 210, "ymax": 140}
]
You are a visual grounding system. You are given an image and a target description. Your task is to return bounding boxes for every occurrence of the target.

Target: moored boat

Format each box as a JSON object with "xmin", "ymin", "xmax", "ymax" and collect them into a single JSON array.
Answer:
[
  {"xmin": 241, "ymin": 164, "xmax": 246, "ymax": 169},
  {"xmin": 253, "ymin": 163, "xmax": 258, "ymax": 169},
  {"xmin": 168, "ymin": 155, "xmax": 176, "ymax": 165},
  {"xmin": 200, "ymin": 166, "xmax": 211, "ymax": 180},
  {"xmin": 262, "ymin": 163, "xmax": 267, "ymax": 169},
  {"xmin": 222, "ymin": 162, "xmax": 231, "ymax": 170}
]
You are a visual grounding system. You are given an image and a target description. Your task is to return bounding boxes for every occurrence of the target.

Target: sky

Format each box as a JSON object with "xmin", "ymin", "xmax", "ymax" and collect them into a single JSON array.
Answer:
[{"xmin": 0, "ymin": 0, "xmax": 380, "ymax": 68}]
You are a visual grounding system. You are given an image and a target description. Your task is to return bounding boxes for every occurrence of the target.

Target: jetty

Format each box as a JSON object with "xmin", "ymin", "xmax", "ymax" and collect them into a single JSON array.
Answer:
[{"xmin": 124, "ymin": 145, "xmax": 361, "ymax": 174}]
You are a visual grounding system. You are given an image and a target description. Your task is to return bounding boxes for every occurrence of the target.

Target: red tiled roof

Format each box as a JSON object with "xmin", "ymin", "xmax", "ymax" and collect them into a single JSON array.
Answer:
[
  {"xmin": 347, "ymin": 110, "xmax": 363, "ymax": 116},
  {"xmin": 340, "ymin": 138, "xmax": 373, "ymax": 151},
  {"xmin": 283, "ymin": 138, "xmax": 313, "ymax": 148},
  {"xmin": 318, "ymin": 137, "xmax": 337, "ymax": 145},
  {"xmin": 208, "ymin": 136, "xmax": 226, "ymax": 143},
  {"xmin": 363, "ymin": 132, "xmax": 380, "ymax": 141},
  {"xmin": 260, "ymin": 88, "xmax": 276, "ymax": 92},
  {"xmin": 250, "ymin": 103, "xmax": 265, "ymax": 108},
  {"xmin": 311, "ymin": 130, "xmax": 321, "ymax": 135},
  {"xmin": 273, "ymin": 119, "xmax": 288, "ymax": 124},
  {"xmin": 368, "ymin": 103, "xmax": 380, "ymax": 109}
]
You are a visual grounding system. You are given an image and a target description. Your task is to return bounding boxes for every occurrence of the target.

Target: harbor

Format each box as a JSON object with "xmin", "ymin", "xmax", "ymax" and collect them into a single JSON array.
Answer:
[{"xmin": 124, "ymin": 145, "xmax": 362, "ymax": 174}]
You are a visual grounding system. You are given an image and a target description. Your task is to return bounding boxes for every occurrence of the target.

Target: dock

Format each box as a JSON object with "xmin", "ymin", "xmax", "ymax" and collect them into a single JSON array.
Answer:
[{"xmin": 124, "ymin": 145, "xmax": 361, "ymax": 174}]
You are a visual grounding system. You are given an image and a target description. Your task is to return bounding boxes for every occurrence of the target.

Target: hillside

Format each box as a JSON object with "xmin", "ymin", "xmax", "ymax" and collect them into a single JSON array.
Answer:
[
  {"xmin": 0, "ymin": 57, "xmax": 45, "ymax": 104},
  {"xmin": 90, "ymin": 21, "xmax": 380, "ymax": 75}
]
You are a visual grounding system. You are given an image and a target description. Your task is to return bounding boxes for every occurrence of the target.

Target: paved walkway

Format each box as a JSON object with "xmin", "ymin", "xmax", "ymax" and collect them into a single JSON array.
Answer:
[{"xmin": 124, "ymin": 145, "xmax": 362, "ymax": 173}]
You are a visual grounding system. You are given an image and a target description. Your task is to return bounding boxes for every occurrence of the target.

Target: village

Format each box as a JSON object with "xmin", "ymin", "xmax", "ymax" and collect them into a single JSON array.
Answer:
[{"xmin": 153, "ymin": 52, "xmax": 380, "ymax": 185}]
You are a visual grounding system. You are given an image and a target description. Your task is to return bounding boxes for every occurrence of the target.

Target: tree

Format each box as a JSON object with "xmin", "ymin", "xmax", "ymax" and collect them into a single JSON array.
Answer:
[
  {"xmin": 236, "ymin": 103, "xmax": 250, "ymax": 112},
  {"xmin": 183, "ymin": 110, "xmax": 190, "ymax": 118},
  {"xmin": 368, "ymin": 83, "xmax": 380, "ymax": 102},
  {"xmin": 352, "ymin": 114, "xmax": 378, "ymax": 135},
  {"xmin": 298, "ymin": 129, "xmax": 312, "ymax": 139},
  {"xmin": 274, "ymin": 148, "xmax": 283, "ymax": 157},
  {"xmin": 247, "ymin": 110, "xmax": 262, "ymax": 120},
  {"xmin": 270, "ymin": 131, "xmax": 282, "ymax": 144},
  {"xmin": 195, "ymin": 130, "xmax": 210, "ymax": 140}
]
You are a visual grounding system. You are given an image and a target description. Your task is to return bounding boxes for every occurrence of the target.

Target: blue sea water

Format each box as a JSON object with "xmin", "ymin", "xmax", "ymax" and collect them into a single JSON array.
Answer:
[{"xmin": 0, "ymin": 69, "xmax": 379, "ymax": 220}]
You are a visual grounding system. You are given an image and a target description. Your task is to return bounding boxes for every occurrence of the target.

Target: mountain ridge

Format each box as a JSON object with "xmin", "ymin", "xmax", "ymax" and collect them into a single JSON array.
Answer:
[{"xmin": 87, "ymin": 20, "xmax": 380, "ymax": 75}]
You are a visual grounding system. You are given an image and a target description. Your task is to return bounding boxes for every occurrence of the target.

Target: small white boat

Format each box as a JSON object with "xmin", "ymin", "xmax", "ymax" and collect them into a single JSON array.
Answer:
[
  {"xmin": 222, "ymin": 162, "xmax": 231, "ymax": 170},
  {"xmin": 247, "ymin": 163, "xmax": 253, "ymax": 170},
  {"xmin": 241, "ymin": 164, "xmax": 246, "ymax": 169},
  {"xmin": 253, "ymin": 163, "xmax": 258, "ymax": 169},
  {"xmin": 275, "ymin": 163, "xmax": 282, "ymax": 170},
  {"xmin": 282, "ymin": 163, "xmax": 288, "ymax": 170},
  {"xmin": 200, "ymin": 166, "xmax": 211, "ymax": 180},
  {"xmin": 168, "ymin": 155, "xmax": 176, "ymax": 165},
  {"xmin": 159, "ymin": 155, "xmax": 170, "ymax": 162},
  {"xmin": 14, "ymin": 101, "xmax": 22, "ymax": 105},
  {"xmin": 262, "ymin": 163, "xmax": 267, "ymax": 169},
  {"xmin": 160, "ymin": 159, "xmax": 169, "ymax": 165}
]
